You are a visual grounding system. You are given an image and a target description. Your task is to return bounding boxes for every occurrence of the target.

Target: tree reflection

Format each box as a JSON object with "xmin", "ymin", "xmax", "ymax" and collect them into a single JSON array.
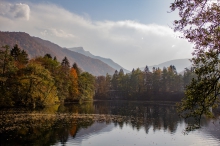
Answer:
[{"xmin": 0, "ymin": 101, "xmax": 218, "ymax": 145}]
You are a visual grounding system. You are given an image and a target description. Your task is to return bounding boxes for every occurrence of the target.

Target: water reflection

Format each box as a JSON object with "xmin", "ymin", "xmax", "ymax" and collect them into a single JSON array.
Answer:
[{"xmin": 0, "ymin": 101, "xmax": 220, "ymax": 146}]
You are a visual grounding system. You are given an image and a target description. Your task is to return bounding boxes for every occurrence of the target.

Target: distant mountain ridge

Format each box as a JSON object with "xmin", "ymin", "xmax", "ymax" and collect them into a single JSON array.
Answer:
[
  {"xmin": 141, "ymin": 59, "xmax": 191, "ymax": 73},
  {"xmin": 0, "ymin": 31, "xmax": 115, "ymax": 76},
  {"xmin": 68, "ymin": 47, "xmax": 130, "ymax": 73}
]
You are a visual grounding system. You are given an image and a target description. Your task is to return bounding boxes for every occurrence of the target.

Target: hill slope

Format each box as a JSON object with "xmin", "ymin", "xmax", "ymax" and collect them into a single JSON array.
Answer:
[
  {"xmin": 0, "ymin": 31, "xmax": 115, "ymax": 76},
  {"xmin": 68, "ymin": 47, "xmax": 130, "ymax": 73}
]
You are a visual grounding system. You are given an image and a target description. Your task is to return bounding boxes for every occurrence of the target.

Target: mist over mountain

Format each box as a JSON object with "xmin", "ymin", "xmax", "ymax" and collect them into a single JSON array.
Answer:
[
  {"xmin": 0, "ymin": 31, "xmax": 115, "ymax": 76},
  {"xmin": 68, "ymin": 47, "xmax": 130, "ymax": 73},
  {"xmin": 141, "ymin": 59, "xmax": 191, "ymax": 73}
]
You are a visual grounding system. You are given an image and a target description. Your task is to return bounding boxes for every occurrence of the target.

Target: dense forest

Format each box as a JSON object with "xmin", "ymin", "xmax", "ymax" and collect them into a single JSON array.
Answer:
[
  {"xmin": 95, "ymin": 65, "xmax": 196, "ymax": 101},
  {"xmin": 0, "ymin": 44, "xmax": 196, "ymax": 108},
  {"xmin": 0, "ymin": 44, "xmax": 95, "ymax": 108}
]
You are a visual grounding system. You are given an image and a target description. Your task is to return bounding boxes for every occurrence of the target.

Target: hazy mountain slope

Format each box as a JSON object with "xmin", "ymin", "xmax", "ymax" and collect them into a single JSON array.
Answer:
[
  {"xmin": 0, "ymin": 31, "xmax": 53, "ymax": 58},
  {"xmin": 62, "ymin": 48, "xmax": 115, "ymax": 76},
  {"xmin": 68, "ymin": 47, "xmax": 130, "ymax": 73},
  {"xmin": 0, "ymin": 31, "xmax": 115, "ymax": 76},
  {"xmin": 141, "ymin": 59, "xmax": 191, "ymax": 73}
]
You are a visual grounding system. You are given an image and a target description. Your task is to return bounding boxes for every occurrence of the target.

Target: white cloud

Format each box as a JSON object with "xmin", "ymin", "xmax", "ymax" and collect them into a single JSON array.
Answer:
[
  {"xmin": 0, "ymin": 3, "xmax": 30, "ymax": 20},
  {"xmin": 41, "ymin": 28, "xmax": 75, "ymax": 38},
  {"xmin": 0, "ymin": 2, "xmax": 193, "ymax": 70}
]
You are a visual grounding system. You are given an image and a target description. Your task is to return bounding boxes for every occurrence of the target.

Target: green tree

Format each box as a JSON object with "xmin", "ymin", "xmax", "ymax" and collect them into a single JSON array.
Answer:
[
  {"xmin": 129, "ymin": 68, "xmax": 144, "ymax": 96},
  {"xmin": 0, "ymin": 45, "xmax": 17, "ymax": 106},
  {"xmin": 183, "ymin": 67, "xmax": 196, "ymax": 87},
  {"xmin": 53, "ymin": 66, "xmax": 70, "ymax": 102},
  {"xmin": 144, "ymin": 65, "xmax": 153, "ymax": 92},
  {"xmin": 95, "ymin": 76, "xmax": 107, "ymax": 96},
  {"xmin": 161, "ymin": 67, "xmax": 168, "ymax": 92},
  {"xmin": 34, "ymin": 56, "xmax": 60, "ymax": 74},
  {"xmin": 111, "ymin": 70, "xmax": 119, "ymax": 90},
  {"xmin": 78, "ymin": 72, "xmax": 95, "ymax": 101},
  {"xmin": 33, "ymin": 56, "xmax": 67, "ymax": 102},
  {"xmin": 118, "ymin": 69, "xmax": 125, "ymax": 91},
  {"xmin": 171, "ymin": 0, "xmax": 220, "ymax": 127},
  {"xmin": 17, "ymin": 62, "xmax": 59, "ymax": 107},
  {"xmin": 152, "ymin": 67, "xmax": 162, "ymax": 92}
]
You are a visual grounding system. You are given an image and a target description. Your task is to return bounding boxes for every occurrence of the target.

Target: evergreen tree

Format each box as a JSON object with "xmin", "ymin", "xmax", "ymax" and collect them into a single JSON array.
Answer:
[
  {"xmin": 61, "ymin": 56, "xmax": 70, "ymax": 68},
  {"xmin": 10, "ymin": 44, "xmax": 21, "ymax": 61},
  {"xmin": 10, "ymin": 44, "xmax": 28, "ymax": 67},
  {"xmin": 119, "ymin": 69, "xmax": 124, "ymax": 76},
  {"xmin": 72, "ymin": 62, "xmax": 81, "ymax": 75},
  {"xmin": 53, "ymin": 56, "xmax": 57, "ymax": 61},
  {"xmin": 20, "ymin": 50, "xmax": 28, "ymax": 65},
  {"xmin": 112, "ymin": 70, "xmax": 119, "ymax": 90},
  {"xmin": 44, "ymin": 54, "xmax": 52, "ymax": 59},
  {"xmin": 144, "ymin": 65, "xmax": 150, "ymax": 73}
]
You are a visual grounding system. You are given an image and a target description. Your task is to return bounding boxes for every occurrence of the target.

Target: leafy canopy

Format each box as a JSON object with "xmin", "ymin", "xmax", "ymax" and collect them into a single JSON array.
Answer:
[{"xmin": 171, "ymin": 0, "xmax": 220, "ymax": 129}]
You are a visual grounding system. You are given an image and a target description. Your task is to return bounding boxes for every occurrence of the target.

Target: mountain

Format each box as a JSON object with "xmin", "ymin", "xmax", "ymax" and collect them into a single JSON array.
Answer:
[
  {"xmin": 0, "ymin": 31, "xmax": 115, "ymax": 76},
  {"xmin": 141, "ymin": 59, "xmax": 191, "ymax": 73},
  {"xmin": 68, "ymin": 47, "xmax": 130, "ymax": 73}
]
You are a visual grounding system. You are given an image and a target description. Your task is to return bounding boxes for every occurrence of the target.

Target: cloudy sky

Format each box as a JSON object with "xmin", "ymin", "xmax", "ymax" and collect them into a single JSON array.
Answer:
[{"xmin": 0, "ymin": 0, "xmax": 193, "ymax": 70}]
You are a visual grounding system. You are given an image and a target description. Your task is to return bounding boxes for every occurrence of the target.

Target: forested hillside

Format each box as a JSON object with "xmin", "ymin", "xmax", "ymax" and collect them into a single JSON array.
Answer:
[{"xmin": 0, "ymin": 31, "xmax": 115, "ymax": 76}]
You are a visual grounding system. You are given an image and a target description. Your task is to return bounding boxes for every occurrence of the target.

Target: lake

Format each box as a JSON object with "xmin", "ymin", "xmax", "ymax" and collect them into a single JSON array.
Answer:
[{"xmin": 0, "ymin": 101, "xmax": 220, "ymax": 146}]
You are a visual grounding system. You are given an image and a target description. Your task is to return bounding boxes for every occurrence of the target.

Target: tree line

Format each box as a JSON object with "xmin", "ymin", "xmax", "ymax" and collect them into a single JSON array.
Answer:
[
  {"xmin": 95, "ymin": 65, "xmax": 196, "ymax": 101},
  {"xmin": 0, "ymin": 44, "xmax": 197, "ymax": 107},
  {"xmin": 0, "ymin": 44, "xmax": 95, "ymax": 108}
]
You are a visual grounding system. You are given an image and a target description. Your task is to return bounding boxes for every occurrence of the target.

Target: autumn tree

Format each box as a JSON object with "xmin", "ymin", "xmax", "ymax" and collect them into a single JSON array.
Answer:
[
  {"xmin": 171, "ymin": 0, "xmax": 220, "ymax": 127},
  {"xmin": 67, "ymin": 67, "xmax": 79, "ymax": 102},
  {"xmin": 16, "ymin": 62, "xmax": 59, "ymax": 107},
  {"xmin": 0, "ymin": 45, "xmax": 97, "ymax": 107}
]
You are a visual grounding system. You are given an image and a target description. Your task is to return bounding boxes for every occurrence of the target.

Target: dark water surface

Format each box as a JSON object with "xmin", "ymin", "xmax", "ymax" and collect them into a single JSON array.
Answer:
[{"xmin": 0, "ymin": 101, "xmax": 220, "ymax": 146}]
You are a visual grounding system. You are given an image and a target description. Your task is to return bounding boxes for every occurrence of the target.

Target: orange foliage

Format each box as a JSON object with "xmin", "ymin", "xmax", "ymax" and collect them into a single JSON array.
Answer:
[
  {"xmin": 70, "ymin": 68, "xmax": 79, "ymax": 98},
  {"xmin": 69, "ymin": 124, "xmax": 77, "ymax": 137}
]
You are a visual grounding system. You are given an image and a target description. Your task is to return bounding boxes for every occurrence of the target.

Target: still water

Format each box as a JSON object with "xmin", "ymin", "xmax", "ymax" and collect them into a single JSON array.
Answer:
[{"xmin": 0, "ymin": 101, "xmax": 220, "ymax": 146}]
